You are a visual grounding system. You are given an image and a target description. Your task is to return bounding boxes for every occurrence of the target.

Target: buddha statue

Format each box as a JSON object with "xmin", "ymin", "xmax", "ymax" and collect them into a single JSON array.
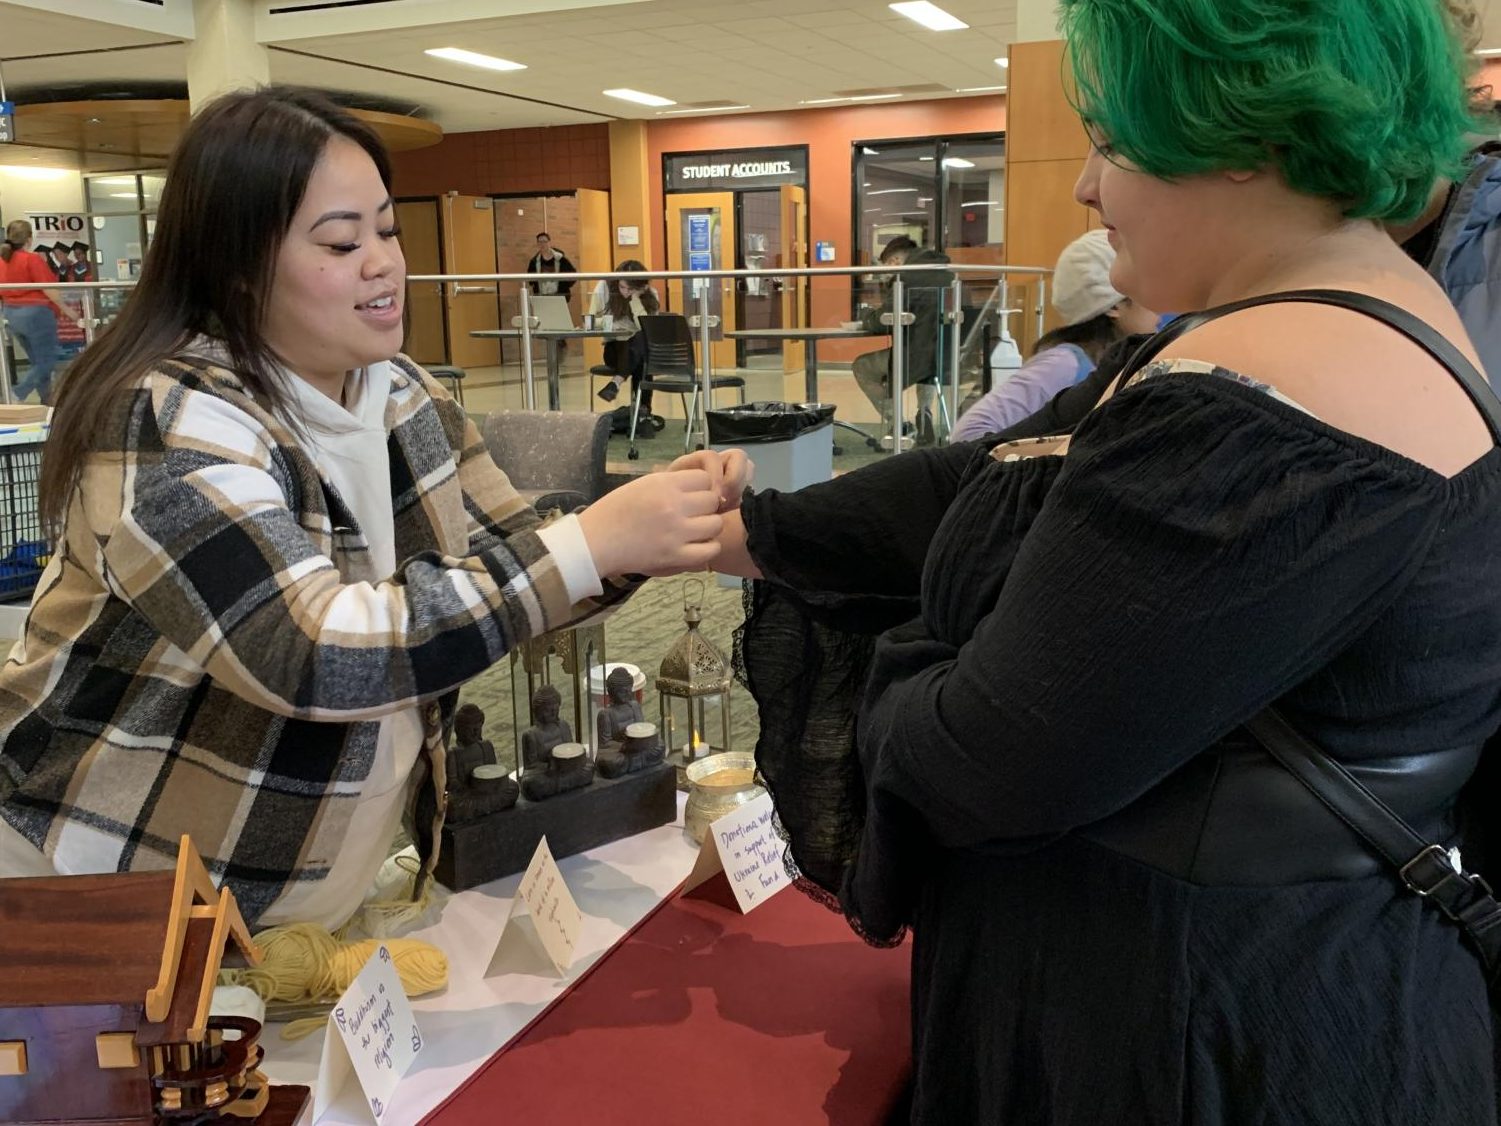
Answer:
[
  {"xmin": 597, "ymin": 720, "xmax": 666, "ymax": 779},
  {"xmin": 521, "ymin": 685, "xmax": 574, "ymax": 772},
  {"xmin": 595, "ymin": 667, "xmax": 645, "ymax": 752},
  {"xmin": 445, "ymin": 703, "xmax": 518, "ymax": 822},
  {"xmin": 520, "ymin": 742, "xmax": 595, "ymax": 801}
]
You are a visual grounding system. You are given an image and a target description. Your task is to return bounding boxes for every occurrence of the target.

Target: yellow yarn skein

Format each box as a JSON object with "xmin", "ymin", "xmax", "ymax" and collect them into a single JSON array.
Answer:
[{"xmin": 222, "ymin": 922, "xmax": 449, "ymax": 1041}]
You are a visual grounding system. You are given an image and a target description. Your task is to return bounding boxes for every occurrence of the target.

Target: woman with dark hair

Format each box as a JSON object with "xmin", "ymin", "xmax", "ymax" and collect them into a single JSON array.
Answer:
[
  {"xmin": 0, "ymin": 86, "xmax": 746, "ymax": 929},
  {"xmin": 0, "ymin": 220, "xmax": 67, "ymax": 403},
  {"xmin": 952, "ymin": 228, "xmax": 1158, "ymax": 440},
  {"xmin": 699, "ymin": 0, "xmax": 1501, "ymax": 1120},
  {"xmin": 591, "ymin": 259, "xmax": 661, "ymax": 425}
]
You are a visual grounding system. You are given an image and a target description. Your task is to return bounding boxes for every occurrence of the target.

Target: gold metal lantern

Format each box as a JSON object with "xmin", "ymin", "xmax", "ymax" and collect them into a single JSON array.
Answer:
[{"xmin": 657, "ymin": 579, "xmax": 732, "ymax": 785}]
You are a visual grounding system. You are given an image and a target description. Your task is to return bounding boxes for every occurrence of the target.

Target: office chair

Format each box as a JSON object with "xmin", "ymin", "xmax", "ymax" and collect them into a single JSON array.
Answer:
[
  {"xmin": 480, "ymin": 410, "xmax": 611, "ymax": 514},
  {"xmin": 628, "ymin": 315, "xmax": 746, "ymax": 460},
  {"xmin": 427, "ymin": 364, "xmax": 467, "ymax": 408}
]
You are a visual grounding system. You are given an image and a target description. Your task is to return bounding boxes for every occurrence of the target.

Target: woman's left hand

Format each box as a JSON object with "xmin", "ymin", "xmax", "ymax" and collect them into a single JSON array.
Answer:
[{"xmin": 669, "ymin": 449, "xmax": 754, "ymax": 511}]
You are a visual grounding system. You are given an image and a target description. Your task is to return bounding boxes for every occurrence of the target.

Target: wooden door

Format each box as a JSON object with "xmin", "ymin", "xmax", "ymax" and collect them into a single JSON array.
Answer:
[
  {"xmin": 664, "ymin": 192, "xmax": 736, "ymax": 371},
  {"xmin": 441, "ymin": 194, "xmax": 500, "ymax": 369},
  {"xmin": 779, "ymin": 184, "xmax": 808, "ymax": 376},
  {"xmin": 576, "ymin": 188, "xmax": 612, "ymax": 376},
  {"xmin": 395, "ymin": 199, "xmax": 446, "ymax": 366}
]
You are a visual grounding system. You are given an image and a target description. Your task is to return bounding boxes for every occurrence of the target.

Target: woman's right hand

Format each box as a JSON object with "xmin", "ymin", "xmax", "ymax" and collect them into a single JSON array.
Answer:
[{"xmin": 576, "ymin": 469, "xmax": 724, "ymax": 578}]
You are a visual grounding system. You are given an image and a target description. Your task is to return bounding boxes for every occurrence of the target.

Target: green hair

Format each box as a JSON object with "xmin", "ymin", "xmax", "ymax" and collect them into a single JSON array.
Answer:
[{"xmin": 1059, "ymin": 0, "xmax": 1484, "ymax": 222}]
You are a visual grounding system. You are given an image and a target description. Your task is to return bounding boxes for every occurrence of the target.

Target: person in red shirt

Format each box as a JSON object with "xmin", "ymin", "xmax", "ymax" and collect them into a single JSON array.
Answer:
[{"xmin": 1, "ymin": 219, "xmax": 67, "ymax": 403}]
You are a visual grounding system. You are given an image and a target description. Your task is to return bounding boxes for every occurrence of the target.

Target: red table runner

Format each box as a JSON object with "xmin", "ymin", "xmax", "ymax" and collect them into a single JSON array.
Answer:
[{"xmin": 425, "ymin": 876, "xmax": 912, "ymax": 1125}]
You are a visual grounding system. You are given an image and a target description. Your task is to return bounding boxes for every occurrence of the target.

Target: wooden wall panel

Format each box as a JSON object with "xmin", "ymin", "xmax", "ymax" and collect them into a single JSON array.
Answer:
[
  {"xmin": 1004, "ymin": 39, "xmax": 1096, "ymax": 352},
  {"xmin": 1005, "ymin": 41, "xmax": 1088, "ymax": 164}
]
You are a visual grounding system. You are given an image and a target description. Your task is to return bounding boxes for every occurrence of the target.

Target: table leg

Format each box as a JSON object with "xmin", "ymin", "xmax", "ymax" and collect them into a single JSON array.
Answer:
[
  {"xmin": 552, "ymin": 346, "xmax": 564, "ymax": 417},
  {"xmin": 805, "ymin": 340, "xmax": 847, "ymax": 455}
]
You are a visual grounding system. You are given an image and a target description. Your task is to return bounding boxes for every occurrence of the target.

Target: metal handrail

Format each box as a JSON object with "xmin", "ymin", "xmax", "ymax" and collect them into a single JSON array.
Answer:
[{"xmin": 0, "ymin": 262, "xmax": 1048, "ymax": 433}]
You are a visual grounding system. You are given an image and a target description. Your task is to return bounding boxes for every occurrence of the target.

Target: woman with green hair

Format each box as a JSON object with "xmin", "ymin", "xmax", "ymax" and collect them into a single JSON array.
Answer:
[{"xmin": 702, "ymin": 0, "xmax": 1501, "ymax": 1120}]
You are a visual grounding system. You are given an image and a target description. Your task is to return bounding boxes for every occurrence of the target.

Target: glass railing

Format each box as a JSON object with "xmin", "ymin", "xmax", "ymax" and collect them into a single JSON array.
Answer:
[
  {"xmin": 0, "ymin": 262, "xmax": 1048, "ymax": 457},
  {"xmin": 402, "ymin": 263, "xmax": 1047, "ymax": 455}
]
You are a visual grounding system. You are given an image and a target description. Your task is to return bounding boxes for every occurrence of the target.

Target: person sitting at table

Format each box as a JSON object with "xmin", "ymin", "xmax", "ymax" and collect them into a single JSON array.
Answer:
[
  {"xmin": 951, "ymin": 230, "xmax": 1160, "ymax": 441},
  {"xmin": 851, "ymin": 238, "xmax": 953, "ymax": 448},
  {"xmin": 592, "ymin": 261, "xmax": 661, "ymax": 430},
  {"xmin": 0, "ymin": 85, "xmax": 750, "ymax": 931}
]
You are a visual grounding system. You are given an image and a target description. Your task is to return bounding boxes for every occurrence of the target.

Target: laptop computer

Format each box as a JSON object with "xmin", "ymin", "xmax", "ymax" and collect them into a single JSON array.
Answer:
[{"xmin": 530, "ymin": 295, "xmax": 576, "ymax": 332}]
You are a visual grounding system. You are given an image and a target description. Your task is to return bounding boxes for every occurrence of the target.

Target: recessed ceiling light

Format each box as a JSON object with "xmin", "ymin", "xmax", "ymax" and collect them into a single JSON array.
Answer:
[
  {"xmin": 996, "ymin": 57, "xmax": 1009, "ymax": 68},
  {"xmin": 0, "ymin": 166, "xmax": 74, "ymax": 181},
  {"xmin": 942, "ymin": 157, "xmax": 976, "ymax": 168},
  {"xmin": 868, "ymin": 188, "xmax": 920, "ymax": 195},
  {"xmin": 425, "ymin": 47, "xmax": 526, "ymax": 72},
  {"xmin": 962, "ymin": 200, "xmax": 999, "ymax": 206},
  {"xmin": 109, "ymin": 191, "xmax": 138, "ymax": 198},
  {"xmin": 889, "ymin": 1, "xmax": 969, "ymax": 31},
  {"xmin": 799, "ymin": 93, "xmax": 902, "ymax": 105},
  {"xmin": 604, "ymin": 88, "xmax": 676, "ymax": 107},
  {"xmin": 657, "ymin": 104, "xmax": 751, "ymax": 114},
  {"xmin": 956, "ymin": 85, "xmax": 1007, "ymax": 93},
  {"xmin": 919, "ymin": 156, "xmax": 935, "ymax": 161},
  {"xmin": 1476, "ymin": 48, "xmax": 1501, "ymax": 57}
]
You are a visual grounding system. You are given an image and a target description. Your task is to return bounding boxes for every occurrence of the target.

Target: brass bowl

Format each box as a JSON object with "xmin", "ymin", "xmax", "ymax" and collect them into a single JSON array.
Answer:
[{"xmin": 683, "ymin": 752, "xmax": 766, "ymax": 844}]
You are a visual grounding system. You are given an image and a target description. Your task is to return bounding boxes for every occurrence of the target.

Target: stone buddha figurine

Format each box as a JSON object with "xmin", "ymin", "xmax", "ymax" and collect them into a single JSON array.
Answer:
[
  {"xmin": 520, "ymin": 741, "xmax": 596, "ymax": 801},
  {"xmin": 597, "ymin": 720, "xmax": 666, "ymax": 779},
  {"xmin": 445, "ymin": 703, "xmax": 519, "ymax": 822},
  {"xmin": 521, "ymin": 685, "xmax": 573, "ymax": 772},
  {"xmin": 595, "ymin": 667, "xmax": 646, "ymax": 752}
]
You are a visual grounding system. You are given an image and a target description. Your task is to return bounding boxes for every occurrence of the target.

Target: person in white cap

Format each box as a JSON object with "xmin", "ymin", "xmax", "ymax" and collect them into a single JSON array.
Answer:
[{"xmin": 952, "ymin": 228, "xmax": 1158, "ymax": 441}]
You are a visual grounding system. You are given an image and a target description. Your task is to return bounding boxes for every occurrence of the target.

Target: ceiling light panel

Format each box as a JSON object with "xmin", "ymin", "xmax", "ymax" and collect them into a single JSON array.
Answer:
[
  {"xmin": 604, "ymin": 88, "xmax": 676, "ymax": 107},
  {"xmin": 425, "ymin": 47, "xmax": 526, "ymax": 72},
  {"xmin": 889, "ymin": 1, "xmax": 969, "ymax": 31}
]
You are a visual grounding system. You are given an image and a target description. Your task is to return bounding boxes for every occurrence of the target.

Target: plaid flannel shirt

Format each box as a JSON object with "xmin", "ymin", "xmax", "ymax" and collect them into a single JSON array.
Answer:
[{"xmin": 0, "ymin": 353, "xmax": 632, "ymax": 923}]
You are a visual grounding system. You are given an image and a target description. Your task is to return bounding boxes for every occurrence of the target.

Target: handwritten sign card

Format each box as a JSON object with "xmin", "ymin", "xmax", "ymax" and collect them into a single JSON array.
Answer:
[
  {"xmin": 312, "ymin": 945, "xmax": 424, "ymax": 1124},
  {"xmin": 683, "ymin": 791, "xmax": 789, "ymax": 913},
  {"xmin": 487, "ymin": 836, "xmax": 583, "ymax": 977}
]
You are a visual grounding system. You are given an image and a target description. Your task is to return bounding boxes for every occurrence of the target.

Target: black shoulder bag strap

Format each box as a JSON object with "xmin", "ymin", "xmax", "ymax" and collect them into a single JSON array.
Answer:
[
  {"xmin": 1149, "ymin": 289, "xmax": 1501, "ymax": 985},
  {"xmin": 1119, "ymin": 287, "xmax": 1501, "ymax": 442}
]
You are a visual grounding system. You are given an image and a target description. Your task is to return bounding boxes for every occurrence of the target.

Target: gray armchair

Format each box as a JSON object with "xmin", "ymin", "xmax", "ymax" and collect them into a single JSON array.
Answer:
[{"xmin": 480, "ymin": 410, "xmax": 611, "ymax": 514}]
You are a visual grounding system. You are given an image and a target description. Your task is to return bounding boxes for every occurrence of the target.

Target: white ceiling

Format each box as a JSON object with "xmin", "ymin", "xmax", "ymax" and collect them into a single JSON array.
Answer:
[
  {"xmin": 3, "ymin": 0, "xmax": 1497, "ymax": 140},
  {"xmin": 0, "ymin": 0, "xmax": 1014, "ymax": 134}
]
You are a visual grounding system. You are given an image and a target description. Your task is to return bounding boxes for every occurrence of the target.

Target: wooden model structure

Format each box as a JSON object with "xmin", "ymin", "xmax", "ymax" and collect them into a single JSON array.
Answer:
[{"xmin": 0, "ymin": 836, "xmax": 309, "ymax": 1125}]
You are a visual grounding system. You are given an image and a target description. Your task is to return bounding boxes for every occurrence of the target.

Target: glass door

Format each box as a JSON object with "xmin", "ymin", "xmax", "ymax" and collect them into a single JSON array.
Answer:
[{"xmin": 664, "ymin": 192, "xmax": 736, "ymax": 371}]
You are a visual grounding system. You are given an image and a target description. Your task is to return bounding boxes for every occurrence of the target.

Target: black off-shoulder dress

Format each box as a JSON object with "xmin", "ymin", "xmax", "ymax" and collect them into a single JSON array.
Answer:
[{"xmin": 738, "ymin": 365, "xmax": 1500, "ymax": 1125}]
